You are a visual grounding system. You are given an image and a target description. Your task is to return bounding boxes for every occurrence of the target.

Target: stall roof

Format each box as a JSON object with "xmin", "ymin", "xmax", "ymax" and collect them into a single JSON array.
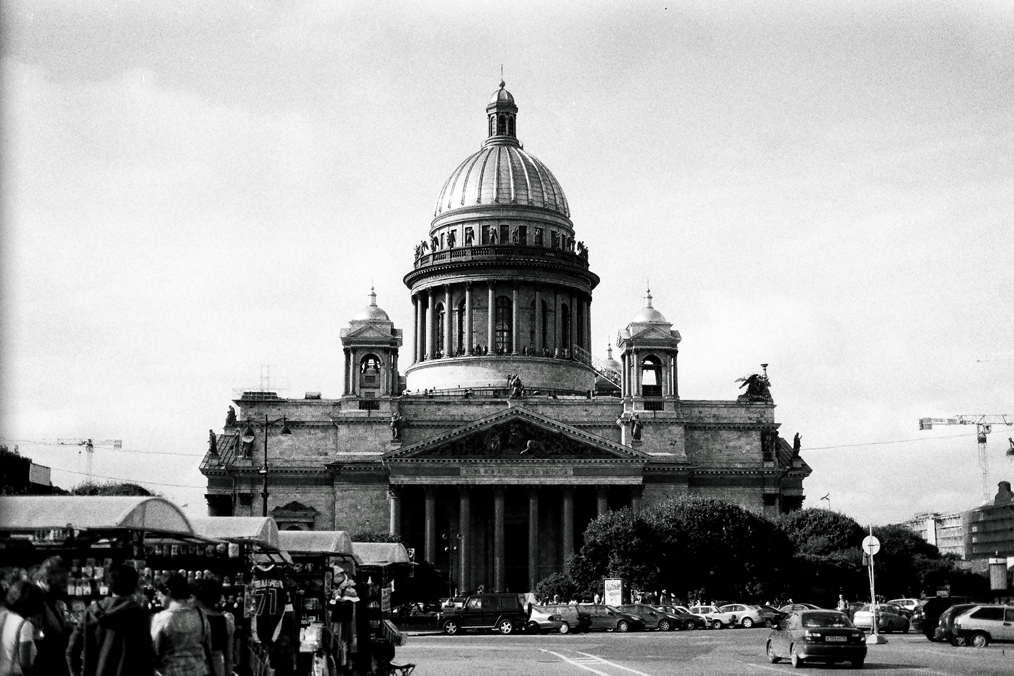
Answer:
[
  {"xmin": 278, "ymin": 530, "xmax": 356, "ymax": 557},
  {"xmin": 352, "ymin": 542, "xmax": 412, "ymax": 566},
  {"xmin": 189, "ymin": 517, "xmax": 280, "ymax": 551},
  {"xmin": 0, "ymin": 496, "xmax": 194, "ymax": 537}
]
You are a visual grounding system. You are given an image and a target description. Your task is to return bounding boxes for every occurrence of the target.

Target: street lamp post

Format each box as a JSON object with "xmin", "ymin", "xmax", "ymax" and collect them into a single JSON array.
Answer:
[{"xmin": 241, "ymin": 414, "xmax": 292, "ymax": 517}]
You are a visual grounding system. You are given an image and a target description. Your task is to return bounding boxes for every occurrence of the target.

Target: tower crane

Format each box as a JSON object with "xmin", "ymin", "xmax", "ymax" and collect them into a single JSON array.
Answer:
[
  {"xmin": 56, "ymin": 438, "xmax": 122, "ymax": 485},
  {"xmin": 918, "ymin": 415, "xmax": 1013, "ymax": 504}
]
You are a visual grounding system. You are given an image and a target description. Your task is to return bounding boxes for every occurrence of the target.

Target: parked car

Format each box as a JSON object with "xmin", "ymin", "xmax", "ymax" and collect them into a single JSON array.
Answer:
[
  {"xmin": 527, "ymin": 604, "xmax": 591, "ymax": 634},
  {"xmin": 765, "ymin": 609, "xmax": 867, "ymax": 669},
  {"xmin": 684, "ymin": 604, "xmax": 719, "ymax": 626},
  {"xmin": 617, "ymin": 604, "xmax": 681, "ymax": 631},
  {"xmin": 755, "ymin": 605, "xmax": 788, "ymax": 628},
  {"xmin": 933, "ymin": 603, "xmax": 979, "ymax": 645},
  {"xmin": 953, "ymin": 604, "xmax": 1014, "ymax": 647},
  {"xmin": 717, "ymin": 604, "xmax": 766, "ymax": 628},
  {"xmin": 851, "ymin": 603, "xmax": 910, "ymax": 633},
  {"xmin": 439, "ymin": 593, "xmax": 529, "ymax": 635},
  {"xmin": 779, "ymin": 603, "xmax": 822, "ymax": 614},
  {"xmin": 886, "ymin": 598, "xmax": 920, "ymax": 617},
  {"xmin": 578, "ymin": 604, "xmax": 645, "ymax": 632},
  {"xmin": 660, "ymin": 606, "xmax": 709, "ymax": 630},
  {"xmin": 913, "ymin": 596, "xmax": 977, "ymax": 640},
  {"xmin": 689, "ymin": 604, "xmax": 732, "ymax": 629}
]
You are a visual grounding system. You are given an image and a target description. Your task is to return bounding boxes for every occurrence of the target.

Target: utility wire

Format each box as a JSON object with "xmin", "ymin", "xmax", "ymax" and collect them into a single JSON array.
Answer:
[
  {"xmin": 43, "ymin": 465, "xmax": 207, "ymax": 490},
  {"xmin": 0, "ymin": 438, "xmax": 203, "ymax": 458},
  {"xmin": 805, "ymin": 432, "xmax": 975, "ymax": 451}
]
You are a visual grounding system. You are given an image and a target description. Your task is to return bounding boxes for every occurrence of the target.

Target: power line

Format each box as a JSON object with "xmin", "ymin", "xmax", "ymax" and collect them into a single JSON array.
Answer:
[
  {"xmin": 0, "ymin": 438, "xmax": 203, "ymax": 458},
  {"xmin": 45, "ymin": 465, "xmax": 207, "ymax": 490},
  {"xmin": 806, "ymin": 432, "xmax": 975, "ymax": 451}
]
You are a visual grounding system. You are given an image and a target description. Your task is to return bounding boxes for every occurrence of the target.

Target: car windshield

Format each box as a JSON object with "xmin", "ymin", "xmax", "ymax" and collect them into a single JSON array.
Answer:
[{"xmin": 802, "ymin": 612, "xmax": 854, "ymax": 628}]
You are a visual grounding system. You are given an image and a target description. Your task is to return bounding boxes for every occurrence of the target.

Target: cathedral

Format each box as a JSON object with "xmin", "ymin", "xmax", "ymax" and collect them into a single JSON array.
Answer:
[{"xmin": 201, "ymin": 82, "xmax": 811, "ymax": 594}]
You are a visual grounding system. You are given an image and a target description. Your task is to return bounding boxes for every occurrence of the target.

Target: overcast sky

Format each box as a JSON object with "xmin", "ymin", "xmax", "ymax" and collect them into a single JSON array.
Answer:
[{"xmin": 2, "ymin": 1, "xmax": 1012, "ymax": 527}]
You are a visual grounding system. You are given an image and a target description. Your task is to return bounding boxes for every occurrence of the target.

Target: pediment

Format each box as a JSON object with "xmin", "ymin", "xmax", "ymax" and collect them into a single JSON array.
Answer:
[
  {"xmin": 273, "ymin": 501, "xmax": 317, "ymax": 514},
  {"xmin": 385, "ymin": 406, "xmax": 645, "ymax": 461},
  {"xmin": 626, "ymin": 325, "xmax": 680, "ymax": 342},
  {"xmin": 341, "ymin": 324, "xmax": 396, "ymax": 341}
]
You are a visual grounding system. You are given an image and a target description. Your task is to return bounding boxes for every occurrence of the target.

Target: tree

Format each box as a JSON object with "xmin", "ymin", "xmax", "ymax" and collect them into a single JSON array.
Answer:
[
  {"xmin": 775, "ymin": 509, "xmax": 867, "ymax": 605},
  {"xmin": 70, "ymin": 481, "xmax": 153, "ymax": 496},
  {"xmin": 568, "ymin": 508, "xmax": 661, "ymax": 599},
  {"xmin": 535, "ymin": 572, "xmax": 578, "ymax": 604}
]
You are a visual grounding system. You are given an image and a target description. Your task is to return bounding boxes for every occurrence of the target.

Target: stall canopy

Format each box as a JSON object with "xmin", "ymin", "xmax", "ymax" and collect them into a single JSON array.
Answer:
[
  {"xmin": 189, "ymin": 516, "xmax": 281, "ymax": 551},
  {"xmin": 352, "ymin": 542, "xmax": 412, "ymax": 566},
  {"xmin": 278, "ymin": 530, "xmax": 356, "ymax": 558},
  {"xmin": 0, "ymin": 496, "xmax": 195, "ymax": 537}
]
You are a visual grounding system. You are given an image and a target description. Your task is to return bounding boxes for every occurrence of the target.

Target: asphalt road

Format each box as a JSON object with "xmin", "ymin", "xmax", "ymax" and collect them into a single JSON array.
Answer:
[{"xmin": 393, "ymin": 627, "xmax": 1013, "ymax": 676}]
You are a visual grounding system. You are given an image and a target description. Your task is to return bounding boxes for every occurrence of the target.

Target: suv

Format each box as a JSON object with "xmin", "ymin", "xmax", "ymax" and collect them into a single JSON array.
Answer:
[
  {"xmin": 439, "ymin": 593, "xmax": 529, "ymax": 635},
  {"xmin": 914, "ymin": 596, "xmax": 977, "ymax": 640},
  {"xmin": 953, "ymin": 605, "xmax": 1014, "ymax": 647}
]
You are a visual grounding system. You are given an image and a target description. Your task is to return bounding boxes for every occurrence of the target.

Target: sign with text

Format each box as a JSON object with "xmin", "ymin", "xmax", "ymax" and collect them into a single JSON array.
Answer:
[{"xmin": 603, "ymin": 578, "xmax": 623, "ymax": 606}]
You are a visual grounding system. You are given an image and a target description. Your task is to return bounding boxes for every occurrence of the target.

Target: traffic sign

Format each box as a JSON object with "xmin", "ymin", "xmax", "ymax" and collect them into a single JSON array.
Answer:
[{"xmin": 861, "ymin": 535, "xmax": 880, "ymax": 556}]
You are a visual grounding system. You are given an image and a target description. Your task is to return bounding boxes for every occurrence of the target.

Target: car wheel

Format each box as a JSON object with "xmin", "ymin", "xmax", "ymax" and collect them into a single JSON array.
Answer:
[
  {"xmin": 684, "ymin": 619, "xmax": 697, "ymax": 631},
  {"xmin": 969, "ymin": 632, "xmax": 989, "ymax": 648},
  {"xmin": 851, "ymin": 658, "xmax": 864, "ymax": 669},
  {"xmin": 658, "ymin": 619, "xmax": 671, "ymax": 632},
  {"xmin": 766, "ymin": 642, "xmax": 781, "ymax": 664},
  {"xmin": 527, "ymin": 621, "xmax": 540, "ymax": 634},
  {"xmin": 952, "ymin": 634, "xmax": 966, "ymax": 647},
  {"xmin": 765, "ymin": 619, "xmax": 774, "ymax": 629},
  {"xmin": 741, "ymin": 617, "xmax": 755, "ymax": 629},
  {"xmin": 559, "ymin": 622, "xmax": 570, "ymax": 635},
  {"xmin": 442, "ymin": 620, "xmax": 459, "ymax": 636},
  {"xmin": 712, "ymin": 620, "xmax": 723, "ymax": 630},
  {"xmin": 498, "ymin": 619, "xmax": 514, "ymax": 635},
  {"xmin": 616, "ymin": 619, "xmax": 630, "ymax": 632},
  {"xmin": 790, "ymin": 645, "xmax": 804, "ymax": 669}
]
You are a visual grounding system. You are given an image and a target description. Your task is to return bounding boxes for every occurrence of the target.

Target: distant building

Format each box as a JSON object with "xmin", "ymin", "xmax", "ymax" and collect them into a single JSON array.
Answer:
[
  {"xmin": 0, "ymin": 445, "xmax": 61, "ymax": 495},
  {"xmin": 200, "ymin": 82, "xmax": 811, "ymax": 593},
  {"xmin": 904, "ymin": 511, "xmax": 970, "ymax": 560}
]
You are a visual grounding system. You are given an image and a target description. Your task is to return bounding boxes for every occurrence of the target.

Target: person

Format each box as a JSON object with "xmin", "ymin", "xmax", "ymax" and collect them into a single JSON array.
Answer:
[
  {"xmin": 836, "ymin": 594, "xmax": 848, "ymax": 613},
  {"xmin": 150, "ymin": 573, "xmax": 213, "ymax": 676},
  {"xmin": 1, "ymin": 580, "xmax": 44, "ymax": 675},
  {"xmin": 191, "ymin": 577, "xmax": 234, "ymax": 676},
  {"xmin": 67, "ymin": 564, "xmax": 154, "ymax": 676},
  {"xmin": 31, "ymin": 556, "xmax": 72, "ymax": 676}
]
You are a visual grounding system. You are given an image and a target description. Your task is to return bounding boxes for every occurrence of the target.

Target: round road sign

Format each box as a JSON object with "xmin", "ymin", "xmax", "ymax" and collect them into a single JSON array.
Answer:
[{"xmin": 861, "ymin": 535, "xmax": 880, "ymax": 556}]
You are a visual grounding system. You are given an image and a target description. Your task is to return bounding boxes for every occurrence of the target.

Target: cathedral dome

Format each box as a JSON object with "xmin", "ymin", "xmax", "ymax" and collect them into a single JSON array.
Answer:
[
  {"xmin": 433, "ymin": 82, "xmax": 569, "ymax": 219},
  {"xmin": 352, "ymin": 287, "xmax": 390, "ymax": 322}
]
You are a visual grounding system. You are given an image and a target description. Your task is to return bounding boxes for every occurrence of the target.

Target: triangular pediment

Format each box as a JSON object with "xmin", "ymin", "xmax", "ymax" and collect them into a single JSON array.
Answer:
[
  {"xmin": 626, "ymin": 325, "xmax": 679, "ymax": 342},
  {"xmin": 341, "ymin": 324, "xmax": 396, "ymax": 341},
  {"xmin": 385, "ymin": 406, "xmax": 646, "ymax": 461}
]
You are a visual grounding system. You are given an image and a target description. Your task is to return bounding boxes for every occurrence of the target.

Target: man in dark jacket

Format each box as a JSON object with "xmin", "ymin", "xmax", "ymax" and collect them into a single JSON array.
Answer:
[
  {"xmin": 32, "ymin": 555, "xmax": 72, "ymax": 676},
  {"xmin": 67, "ymin": 564, "xmax": 154, "ymax": 676}
]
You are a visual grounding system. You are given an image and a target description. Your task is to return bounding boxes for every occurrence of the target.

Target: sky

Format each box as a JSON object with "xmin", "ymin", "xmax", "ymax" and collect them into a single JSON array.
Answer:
[{"xmin": 2, "ymin": 1, "xmax": 1012, "ymax": 527}]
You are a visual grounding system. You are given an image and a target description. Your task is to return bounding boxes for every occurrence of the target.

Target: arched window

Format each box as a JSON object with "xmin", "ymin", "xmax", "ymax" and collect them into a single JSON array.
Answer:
[
  {"xmin": 641, "ymin": 355, "xmax": 662, "ymax": 397},
  {"xmin": 497, "ymin": 115, "xmax": 506, "ymax": 135},
  {"xmin": 495, "ymin": 296, "xmax": 512, "ymax": 354},
  {"xmin": 561, "ymin": 303, "xmax": 571, "ymax": 353},
  {"xmin": 489, "ymin": 116, "xmax": 495, "ymax": 137},
  {"xmin": 360, "ymin": 354, "xmax": 381, "ymax": 373},
  {"xmin": 435, "ymin": 303, "xmax": 445, "ymax": 357},
  {"xmin": 508, "ymin": 116, "xmax": 515, "ymax": 136}
]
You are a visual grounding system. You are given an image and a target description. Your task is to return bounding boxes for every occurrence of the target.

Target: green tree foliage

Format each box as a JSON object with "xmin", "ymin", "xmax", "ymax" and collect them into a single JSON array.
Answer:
[
  {"xmin": 775, "ymin": 509, "xmax": 867, "ymax": 605},
  {"xmin": 535, "ymin": 572, "xmax": 578, "ymax": 603},
  {"xmin": 869, "ymin": 524, "xmax": 969, "ymax": 599},
  {"xmin": 70, "ymin": 481, "xmax": 154, "ymax": 496},
  {"xmin": 0, "ymin": 445, "xmax": 32, "ymax": 495},
  {"xmin": 569, "ymin": 508, "xmax": 661, "ymax": 598}
]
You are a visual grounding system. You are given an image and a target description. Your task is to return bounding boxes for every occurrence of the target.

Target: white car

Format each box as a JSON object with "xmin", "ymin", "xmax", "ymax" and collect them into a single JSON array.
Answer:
[
  {"xmin": 716, "ymin": 603, "xmax": 765, "ymax": 628},
  {"xmin": 672, "ymin": 605, "xmax": 712, "ymax": 625},
  {"xmin": 887, "ymin": 598, "xmax": 919, "ymax": 616},
  {"xmin": 688, "ymin": 605, "xmax": 725, "ymax": 628}
]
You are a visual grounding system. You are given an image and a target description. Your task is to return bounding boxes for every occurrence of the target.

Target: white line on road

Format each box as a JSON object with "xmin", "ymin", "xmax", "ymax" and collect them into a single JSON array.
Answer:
[
  {"xmin": 740, "ymin": 660, "xmax": 788, "ymax": 673},
  {"xmin": 575, "ymin": 651, "xmax": 657, "ymax": 676},
  {"xmin": 540, "ymin": 650, "xmax": 618, "ymax": 676}
]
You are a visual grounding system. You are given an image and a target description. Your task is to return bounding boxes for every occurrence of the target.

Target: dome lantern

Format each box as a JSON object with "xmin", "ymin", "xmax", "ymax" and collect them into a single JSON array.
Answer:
[{"xmin": 486, "ymin": 80, "xmax": 519, "ymax": 142}]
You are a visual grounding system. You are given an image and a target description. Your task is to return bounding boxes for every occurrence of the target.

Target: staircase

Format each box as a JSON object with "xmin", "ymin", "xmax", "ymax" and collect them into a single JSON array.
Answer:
[{"xmin": 572, "ymin": 345, "xmax": 621, "ymax": 387}]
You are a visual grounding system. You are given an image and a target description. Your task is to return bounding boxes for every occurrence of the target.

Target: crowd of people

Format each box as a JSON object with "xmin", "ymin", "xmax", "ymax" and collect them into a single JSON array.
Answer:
[{"xmin": 0, "ymin": 556, "xmax": 235, "ymax": 676}]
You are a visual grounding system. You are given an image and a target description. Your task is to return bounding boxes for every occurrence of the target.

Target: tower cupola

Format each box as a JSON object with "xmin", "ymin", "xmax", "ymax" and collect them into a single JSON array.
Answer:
[{"xmin": 486, "ymin": 80, "xmax": 519, "ymax": 142}]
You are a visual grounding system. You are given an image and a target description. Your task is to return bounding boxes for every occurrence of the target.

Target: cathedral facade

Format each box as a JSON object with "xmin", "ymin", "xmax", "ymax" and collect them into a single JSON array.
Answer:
[{"xmin": 201, "ymin": 83, "xmax": 810, "ymax": 594}]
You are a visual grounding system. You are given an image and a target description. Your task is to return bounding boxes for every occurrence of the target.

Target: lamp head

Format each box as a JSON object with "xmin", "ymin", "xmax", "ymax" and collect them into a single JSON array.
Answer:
[{"xmin": 241, "ymin": 426, "xmax": 256, "ymax": 444}]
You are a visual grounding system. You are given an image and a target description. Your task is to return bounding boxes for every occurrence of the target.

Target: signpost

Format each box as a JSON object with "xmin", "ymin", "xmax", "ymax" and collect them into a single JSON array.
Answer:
[
  {"xmin": 862, "ymin": 530, "xmax": 887, "ymax": 645},
  {"xmin": 603, "ymin": 578, "xmax": 623, "ymax": 606}
]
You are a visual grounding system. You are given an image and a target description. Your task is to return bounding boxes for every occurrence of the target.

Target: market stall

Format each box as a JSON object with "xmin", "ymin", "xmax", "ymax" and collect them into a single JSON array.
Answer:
[
  {"xmin": 352, "ymin": 542, "xmax": 413, "ymax": 649},
  {"xmin": 0, "ymin": 495, "xmax": 198, "ymax": 621},
  {"xmin": 277, "ymin": 530, "xmax": 360, "ymax": 676}
]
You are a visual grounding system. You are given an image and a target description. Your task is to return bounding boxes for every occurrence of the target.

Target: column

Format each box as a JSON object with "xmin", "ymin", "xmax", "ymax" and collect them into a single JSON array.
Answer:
[
  {"xmin": 534, "ymin": 286, "xmax": 543, "ymax": 353},
  {"xmin": 465, "ymin": 283, "xmax": 473, "ymax": 355},
  {"xmin": 388, "ymin": 486, "xmax": 401, "ymax": 536},
  {"xmin": 528, "ymin": 488, "xmax": 539, "ymax": 591},
  {"xmin": 511, "ymin": 285, "xmax": 519, "ymax": 354},
  {"xmin": 424, "ymin": 487, "xmax": 436, "ymax": 564},
  {"xmin": 487, "ymin": 282, "xmax": 496, "ymax": 352},
  {"xmin": 584, "ymin": 297, "xmax": 592, "ymax": 354},
  {"xmin": 349, "ymin": 349, "xmax": 357, "ymax": 396},
  {"xmin": 391, "ymin": 351, "xmax": 399, "ymax": 395},
  {"xmin": 570, "ymin": 293, "xmax": 577, "ymax": 355},
  {"xmin": 634, "ymin": 349, "xmax": 642, "ymax": 395},
  {"xmin": 561, "ymin": 487, "xmax": 574, "ymax": 563},
  {"xmin": 426, "ymin": 291, "xmax": 435, "ymax": 360},
  {"xmin": 672, "ymin": 354, "xmax": 679, "ymax": 399},
  {"xmin": 493, "ymin": 487, "xmax": 505, "ymax": 591},
  {"xmin": 343, "ymin": 349, "xmax": 351, "ymax": 395},
  {"xmin": 412, "ymin": 295, "xmax": 420, "ymax": 362},
  {"xmin": 554, "ymin": 289, "xmax": 563, "ymax": 354},
  {"xmin": 596, "ymin": 487, "xmax": 608, "ymax": 517},
  {"xmin": 631, "ymin": 487, "xmax": 642, "ymax": 516},
  {"xmin": 444, "ymin": 284, "xmax": 452, "ymax": 357},
  {"xmin": 458, "ymin": 488, "xmax": 471, "ymax": 593}
]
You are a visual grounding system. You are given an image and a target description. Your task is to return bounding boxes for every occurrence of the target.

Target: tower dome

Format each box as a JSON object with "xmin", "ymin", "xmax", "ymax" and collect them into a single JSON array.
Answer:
[
  {"xmin": 352, "ymin": 287, "xmax": 390, "ymax": 322},
  {"xmin": 631, "ymin": 288, "xmax": 668, "ymax": 324}
]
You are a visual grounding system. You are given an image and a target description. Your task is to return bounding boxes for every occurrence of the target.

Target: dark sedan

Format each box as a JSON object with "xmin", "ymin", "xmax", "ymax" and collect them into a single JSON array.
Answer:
[
  {"xmin": 616, "ymin": 604, "xmax": 683, "ymax": 631},
  {"xmin": 578, "ymin": 604, "xmax": 646, "ymax": 632},
  {"xmin": 766, "ymin": 610, "xmax": 867, "ymax": 669}
]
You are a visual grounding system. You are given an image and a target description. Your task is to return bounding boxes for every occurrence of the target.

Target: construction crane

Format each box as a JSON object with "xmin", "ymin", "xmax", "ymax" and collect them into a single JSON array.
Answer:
[
  {"xmin": 918, "ymin": 415, "xmax": 1013, "ymax": 504},
  {"xmin": 56, "ymin": 438, "xmax": 122, "ymax": 484}
]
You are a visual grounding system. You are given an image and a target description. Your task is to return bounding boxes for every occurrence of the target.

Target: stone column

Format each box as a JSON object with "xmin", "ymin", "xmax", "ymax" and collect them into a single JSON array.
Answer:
[
  {"xmin": 424, "ymin": 487, "xmax": 436, "ymax": 564},
  {"xmin": 412, "ymin": 294, "xmax": 420, "ymax": 363},
  {"xmin": 417, "ymin": 294, "xmax": 426, "ymax": 362},
  {"xmin": 554, "ymin": 289, "xmax": 563, "ymax": 354},
  {"xmin": 426, "ymin": 291, "xmax": 435, "ymax": 360},
  {"xmin": 634, "ymin": 348, "xmax": 642, "ymax": 395},
  {"xmin": 465, "ymin": 283, "xmax": 473, "ymax": 355},
  {"xmin": 534, "ymin": 286, "xmax": 544, "ymax": 353},
  {"xmin": 343, "ymin": 349, "xmax": 351, "ymax": 395},
  {"xmin": 487, "ymin": 282, "xmax": 496, "ymax": 352},
  {"xmin": 493, "ymin": 487, "xmax": 505, "ymax": 591},
  {"xmin": 561, "ymin": 486, "xmax": 574, "ymax": 563},
  {"xmin": 444, "ymin": 284, "xmax": 453, "ymax": 357},
  {"xmin": 388, "ymin": 486, "xmax": 401, "ymax": 536},
  {"xmin": 511, "ymin": 286, "xmax": 519, "ymax": 354},
  {"xmin": 672, "ymin": 354, "xmax": 679, "ymax": 399},
  {"xmin": 528, "ymin": 487, "xmax": 539, "ymax": 591},
  {"xmin": 458, "ymin": 487, "xmax": 471, "ymax": 593},
  {"xmin": 596, "ymin": 487, "xmax": 609, "ymax": 517},
  {"xmin": 584, "ymin": 297, "xmax": 592, "ymax": 354},
  {"xmin": 631, "ymin": 486, "xmax": 642, "ymax": 516},
  {"xmin": 570, "ymin": 293, "xmax": 577, "ymax": 354}
]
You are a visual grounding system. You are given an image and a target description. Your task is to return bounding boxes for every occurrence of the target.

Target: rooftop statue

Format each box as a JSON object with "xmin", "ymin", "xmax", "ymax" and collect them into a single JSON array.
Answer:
[{"xmin": 735, "ymin": 373, "xmax": 773, "ymax": 403}]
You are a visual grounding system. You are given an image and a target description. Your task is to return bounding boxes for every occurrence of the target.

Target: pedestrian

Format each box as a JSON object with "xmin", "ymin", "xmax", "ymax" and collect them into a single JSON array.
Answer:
[
  {"xmin": 150, "ymin": 573, "xmax": 213, "ymax": 676},
  {"xmin": 66, "ymin": 564, "xmax": 154, "ymax": 676},
  {"xmin": 836, "ymin": 595, "xmax": 848, "ymax": 613},
  {"xmin": 30, "ymin": 556, "xmax": 72, "ymax": 676},
  {"xmin": 1, "ymin": 579, "xmax": 45, "ymax": 675},
  {"xmin": 593, "ymin": 592, "xmax": 601, "ymax": 605},
  {"xmin": 191, "ymin": 577, "xmax": 234, "ymax": 676}
]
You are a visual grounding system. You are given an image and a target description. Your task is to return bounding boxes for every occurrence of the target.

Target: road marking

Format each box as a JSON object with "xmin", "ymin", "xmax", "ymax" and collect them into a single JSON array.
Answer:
[
  {"xmin": 575, "ymin": 651, "xmax": 656, "ymax": 676},
  {"xmin": 540, "ymin": 650, "xmax": 618, "ymax": 676},
  {"xmin": 740, "ymin": 660, "xmax": 786, "ymax": 673}
]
